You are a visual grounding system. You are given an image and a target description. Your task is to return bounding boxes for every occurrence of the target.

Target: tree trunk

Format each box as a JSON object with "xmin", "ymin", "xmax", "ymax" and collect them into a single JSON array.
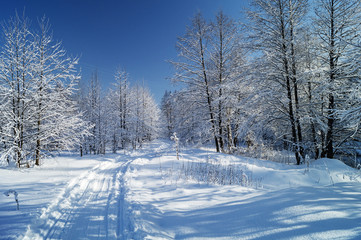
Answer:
[
  {"xmin": 217, "ymin": 18, "xmax": 225, "ymax": 153},
  {"xmin": 226, "ymin": 108, "xmax": 234, "ymax": 153},
  {"xmin": 198, "ymin": 24, "xmax": 220, "ymax": 152},
  {"xmin": 308, "ymin": 81, "xmax": 319, "ymax": 158},
  {"xmin": 279, "ymin": 2, "xmax": 301, "ymax": 165},
  {"xmin": 290, "ymin": 18, "xmax": 304, "ymax": 162},
  {"xmin": 326, "ymin": 2, "xmax": 335, "ymax": 159},
  {"xmin": 218, "ymin": 97, "xmax": 224, "ymax": 153}
]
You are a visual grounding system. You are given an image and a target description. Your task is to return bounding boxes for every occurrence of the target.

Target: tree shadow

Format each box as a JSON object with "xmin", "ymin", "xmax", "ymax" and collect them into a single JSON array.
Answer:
[{"xmin": 134, "ymin": 182, "xmax": 361, "ymax": 239}]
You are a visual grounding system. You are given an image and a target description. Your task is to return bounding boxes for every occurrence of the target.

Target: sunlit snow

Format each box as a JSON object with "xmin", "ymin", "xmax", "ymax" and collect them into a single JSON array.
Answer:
[{"xmin": 1, "ymin": 140, "xmax": 361, "ymax": 239}]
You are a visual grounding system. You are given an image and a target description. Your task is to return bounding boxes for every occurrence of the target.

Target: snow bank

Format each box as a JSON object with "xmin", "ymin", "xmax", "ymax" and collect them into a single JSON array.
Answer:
[
  {"xmin": 1, "ymin": 140, "xmax": 361, "ymax": 239},
  {"xmin": 125, "ymin": 140, "xmax": 361, "ymax": 239}
]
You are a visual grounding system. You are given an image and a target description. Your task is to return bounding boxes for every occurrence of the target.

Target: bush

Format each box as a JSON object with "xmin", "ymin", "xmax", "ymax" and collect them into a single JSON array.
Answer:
[{"xmin": 180, "ymin": 159, "xmax": 262, "ymax": 188}]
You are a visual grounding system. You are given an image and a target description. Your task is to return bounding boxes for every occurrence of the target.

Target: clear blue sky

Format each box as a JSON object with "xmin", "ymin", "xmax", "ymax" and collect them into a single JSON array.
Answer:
[{"xmin": 0, "ymin": 0, "xmax": 250, "ymax": 103}]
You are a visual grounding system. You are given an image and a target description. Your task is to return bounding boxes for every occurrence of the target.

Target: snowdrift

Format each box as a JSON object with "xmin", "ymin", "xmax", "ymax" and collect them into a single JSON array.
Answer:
[{"xmin": 0, "ymin": 140, "xmax": 360, "ymax": 239}]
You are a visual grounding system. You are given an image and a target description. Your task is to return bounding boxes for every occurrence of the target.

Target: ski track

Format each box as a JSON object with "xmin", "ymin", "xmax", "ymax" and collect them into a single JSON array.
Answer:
[
  {"xmin": 23, "ymin": 156, "xmax": 134, "ymax": 240},
  {"xmin": 16, "ymin": 140, "xmax": 361, "ymax": 239}
]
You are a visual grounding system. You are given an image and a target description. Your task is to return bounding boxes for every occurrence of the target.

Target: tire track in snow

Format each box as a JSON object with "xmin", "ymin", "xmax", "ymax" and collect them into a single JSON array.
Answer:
[{"xmin": 23, "ymin": 157, "xmax": 134, "ymax": 240}]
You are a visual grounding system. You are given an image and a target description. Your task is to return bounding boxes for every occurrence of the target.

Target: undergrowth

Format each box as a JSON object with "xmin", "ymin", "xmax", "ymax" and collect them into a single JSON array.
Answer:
[{"xmin": 159, "ymin": 157, "xmax": 262, "ymax": 189}]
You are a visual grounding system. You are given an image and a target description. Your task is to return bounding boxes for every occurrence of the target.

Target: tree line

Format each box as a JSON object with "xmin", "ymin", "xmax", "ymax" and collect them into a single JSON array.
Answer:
[
  {"xmin": 0, "ymin": 14, "xmax": 87, "ymax": 167},
  {"xmin": 163, "ymin": 0, "xmax": 361, "ymax": 165},
  {"xmin": 78, "ymin": 69, "xmax": 160, "ymax": 156},
  {"xmin": 0, "ymin": 14, "xmax": 160, "ymax": 167},
  {"xmin": 2, "ymin": 0, "xmax": 360, "ymax": 168}
]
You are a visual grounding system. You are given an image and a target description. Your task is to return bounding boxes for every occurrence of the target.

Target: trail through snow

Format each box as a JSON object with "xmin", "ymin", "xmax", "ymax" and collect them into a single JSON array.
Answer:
[
  {"xmin": 22, "ymin": 154, "xmax": 134, "ymax": 240},
  {"xmin": 1, "ymin": 140, "xmax": 361, "ymax": 239}
]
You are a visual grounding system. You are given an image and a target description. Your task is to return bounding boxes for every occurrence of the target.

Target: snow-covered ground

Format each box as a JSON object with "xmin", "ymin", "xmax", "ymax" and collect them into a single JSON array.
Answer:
[{"xmin": 1, "ymin": 140, "xmax": 361, "ymax": 239}]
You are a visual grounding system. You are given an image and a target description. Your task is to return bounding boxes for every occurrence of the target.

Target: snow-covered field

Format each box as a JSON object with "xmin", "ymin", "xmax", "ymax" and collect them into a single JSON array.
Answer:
[{"xmin": 1, "ymin": 140, "xmax": 361, "ymax": 239}]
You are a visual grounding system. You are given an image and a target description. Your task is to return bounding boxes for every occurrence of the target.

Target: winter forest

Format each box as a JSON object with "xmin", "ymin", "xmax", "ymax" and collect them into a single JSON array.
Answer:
[
  {"xmin": 3, "ymin": 1, "xmax": 361, "ymax": 239},
  {"xmin": 0, "ymin": 14, "xmax": 160, "ymax": 168},
  {"xmin": 2, "ymin": 0, "xmax": 361, "ymax": 169},
  {"xmin": 164, "ymin": 0, "xmax": 361, "ymax": 167}
]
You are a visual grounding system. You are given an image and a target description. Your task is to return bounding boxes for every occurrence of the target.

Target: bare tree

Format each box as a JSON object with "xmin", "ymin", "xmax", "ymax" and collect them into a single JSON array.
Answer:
[
  {"xmin": 0, "ymin": 14, "xmax": 35, "ymax": 166},
  {"xmin": 247, "ymin": 0, "xmax": 308, "ymax": 164},
  {"xmin": 314, "ymin": 0, "xmax": 361, "ymax": 158},
  {"xmin": 209, "ymin": 11, "xmax": 244, "ymax": 153},
  {"xmin": 170, "ymin": 12, "xmax": 220, "ymax": 152},
  {"xmin": 0, "ymin": 14, "xmax": 89, "ymax": 166}
]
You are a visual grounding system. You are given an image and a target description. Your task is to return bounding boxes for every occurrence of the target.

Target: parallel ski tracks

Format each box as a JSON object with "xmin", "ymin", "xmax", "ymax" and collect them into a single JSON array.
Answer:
[{"xmin": 24, "ymin": 157, "xmax": 134, "ymax": 240}]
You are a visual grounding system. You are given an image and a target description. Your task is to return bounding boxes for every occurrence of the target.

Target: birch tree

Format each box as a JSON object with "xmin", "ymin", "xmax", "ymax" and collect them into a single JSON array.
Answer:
[
  {"xmin": 314, "ymin": 0, "xmax": 361, "ymax": 158},
  {"xmin": 171, "ymin": 12, "xmax": 220, "ymax": 152},
  {"xmin": 247, "ymin": 0, "xmax": 308, "ymax": 164},
  {"xmin": 209, "ymin": 11, "xmax": 244, "ymax": 153},
  {"xmin": 160, "ymin": 90, "xmax": 176, "ymax": 138},
  {"xmin": 32, "ymin": 17, "xmax": 87, "ymax": 165},
  {"xmin": 107, "ymin": 69, "xmax": 130, "ymax": 151},
  {"xmin": 128, "ymin": 83, "xmax": 160, "ymax": 149},
  {"xmin": 0, "ymin": 14, "xmax": 35, "ymax": 166},
  {"xmin": 0, "ymin": 14, "xmax": 89, "ymax": 166}
]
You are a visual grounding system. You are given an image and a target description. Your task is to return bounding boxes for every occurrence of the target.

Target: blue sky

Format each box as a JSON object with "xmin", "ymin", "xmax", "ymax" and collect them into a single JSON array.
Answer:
[{"xmin": 0, "ymin": 0, "xmax": 249, "ymax": 103}]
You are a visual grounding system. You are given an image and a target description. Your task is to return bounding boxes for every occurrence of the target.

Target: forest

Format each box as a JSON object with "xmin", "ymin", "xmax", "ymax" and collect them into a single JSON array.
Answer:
[
  {"xmin": 163, "ymin": 0, "xmax": 361, "ymax": 167},
  {"xmin": 1, "ymin": 0, "xmax": 361, "ymax": 168}
]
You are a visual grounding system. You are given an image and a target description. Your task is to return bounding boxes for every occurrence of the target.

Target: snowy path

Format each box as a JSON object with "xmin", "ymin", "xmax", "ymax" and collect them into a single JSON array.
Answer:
[
  {"xmin": 2, "ymin": 140, "xmax": 361, "ymax": 239},
  {"xmin": 23, "ymin": 156, "xmax": 134, "ymax": 240}
]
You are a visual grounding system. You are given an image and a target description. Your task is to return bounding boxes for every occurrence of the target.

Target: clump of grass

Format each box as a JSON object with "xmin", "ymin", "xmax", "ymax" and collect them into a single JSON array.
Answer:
[{"xmin": 181, "ymin": 159, "xmax": 262, "ymax": 188}]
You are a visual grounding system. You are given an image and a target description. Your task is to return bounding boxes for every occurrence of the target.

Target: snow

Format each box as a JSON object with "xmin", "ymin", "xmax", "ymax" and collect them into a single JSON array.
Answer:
[{"xmin": 1, "ymin": 140, "xmax": 361, "ymax": 239}]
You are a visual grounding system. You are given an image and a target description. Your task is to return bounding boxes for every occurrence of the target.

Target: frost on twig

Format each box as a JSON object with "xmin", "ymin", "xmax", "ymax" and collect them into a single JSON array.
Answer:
[{"xmin": 3, "ymin": 189, "xmax": 19, "ymax": 210}]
